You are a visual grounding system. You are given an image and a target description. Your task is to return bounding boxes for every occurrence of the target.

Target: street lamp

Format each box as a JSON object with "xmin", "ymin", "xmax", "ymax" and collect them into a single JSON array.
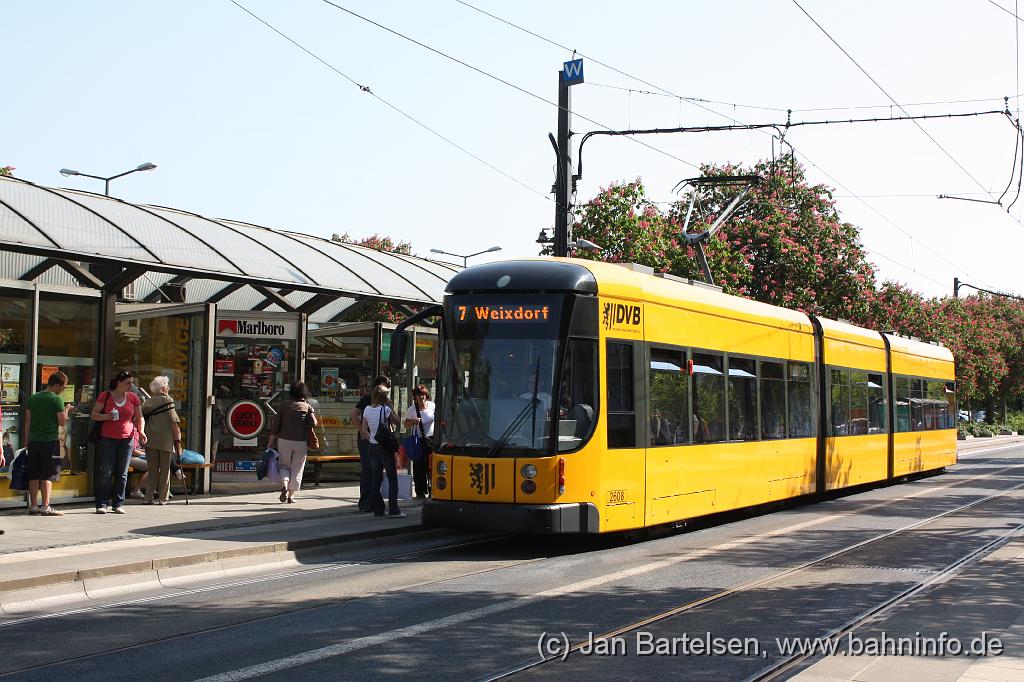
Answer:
[
  {"xmin": 59, "ymin": 162, "xmax": 157, "ymax": 196},
  {"xmin": 430, "ymin": 245, "xmax": 501, "ymax": 268}
]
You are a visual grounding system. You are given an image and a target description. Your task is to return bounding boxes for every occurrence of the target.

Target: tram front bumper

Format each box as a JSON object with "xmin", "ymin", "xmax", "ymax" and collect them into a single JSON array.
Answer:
[{"xmin": 422, "ymin": 499, "xmax": 600, "ymax": 534}]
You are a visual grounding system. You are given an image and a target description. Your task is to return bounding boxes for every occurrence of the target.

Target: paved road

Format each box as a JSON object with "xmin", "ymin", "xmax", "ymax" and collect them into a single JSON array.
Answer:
[{"xmin": 2, "ymin": 441, "xmax": 1022, "ymax": 681}]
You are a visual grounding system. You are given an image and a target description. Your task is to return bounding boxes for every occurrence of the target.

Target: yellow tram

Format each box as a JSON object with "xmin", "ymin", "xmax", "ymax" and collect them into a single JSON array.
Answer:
[{"xmin": 398, "ymin": 258, "xmax": 956, "ymax": 534}]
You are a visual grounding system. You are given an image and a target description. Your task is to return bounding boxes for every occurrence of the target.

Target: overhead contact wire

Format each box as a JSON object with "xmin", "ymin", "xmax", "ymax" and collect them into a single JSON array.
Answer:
[{"xmin": 228, "ymin": 0, "xmax": 550, "ymax": 201}]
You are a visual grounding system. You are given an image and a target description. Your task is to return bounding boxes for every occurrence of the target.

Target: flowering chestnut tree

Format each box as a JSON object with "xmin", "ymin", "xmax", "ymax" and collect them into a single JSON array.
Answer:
[
  {"xmin": 571, "ymin": 155, "xmax": 877, "ymax": 319},
  {"xmin": 331, "ymin": 232, "xmax": 417, "ymax": 322}
]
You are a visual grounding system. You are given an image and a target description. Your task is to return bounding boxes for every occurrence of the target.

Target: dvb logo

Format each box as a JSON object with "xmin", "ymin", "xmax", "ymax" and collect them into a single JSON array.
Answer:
[{"xmin": 603, "ymin": 302, "xmax": 641, "ymax": 330}]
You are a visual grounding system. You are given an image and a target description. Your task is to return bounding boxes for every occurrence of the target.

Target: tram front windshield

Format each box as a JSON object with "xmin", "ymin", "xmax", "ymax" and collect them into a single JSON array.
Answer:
[{"xmin": 439, "ymin": 295, "xmax": 565, "ymax": 456}]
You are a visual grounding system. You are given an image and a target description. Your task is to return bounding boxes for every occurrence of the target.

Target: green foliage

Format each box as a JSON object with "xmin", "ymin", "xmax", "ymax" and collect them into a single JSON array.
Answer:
[
  {"xmin": 0, "ymin": 165, "xmax": 13, "ymax": 177},
  {"xmin": 571, "ymin": 156, "xmax": 877, "ymax": 318},
  {"xmin": 571, "ymin": 156, "xmax": 1024, "ymax": 405},
  {"xmin": 330, "ymin": 232, "xmax": 417, "ymax": 322}
]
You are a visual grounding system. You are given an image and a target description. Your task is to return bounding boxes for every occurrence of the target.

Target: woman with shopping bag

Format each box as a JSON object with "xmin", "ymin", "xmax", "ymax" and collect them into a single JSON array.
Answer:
[
  {"xmin": 267, "ymin": 382, "xmax": 317, "ymax": 504},
  {"xmin": 360, "ymin": 385, "xmax": 404, "ymax": 518},
  {"xmin": 403, "ymin": 384, "xmax": 434, "ymax": 499}
]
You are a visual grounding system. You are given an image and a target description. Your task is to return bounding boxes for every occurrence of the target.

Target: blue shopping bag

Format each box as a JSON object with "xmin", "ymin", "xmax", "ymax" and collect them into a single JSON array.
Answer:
[{"xmin": 402, "ymin": 434, "xmax": 424, "ymax": 462}]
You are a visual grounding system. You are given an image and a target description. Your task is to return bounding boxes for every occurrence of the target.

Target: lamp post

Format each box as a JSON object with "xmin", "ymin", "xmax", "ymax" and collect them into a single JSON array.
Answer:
[
  {"xmin": 429, "ymin": 245, "xmax": 501, "ymax": 268},
  {"xmin": 59, "ymin": 162, "xmax": 157, "ymax": 196}
]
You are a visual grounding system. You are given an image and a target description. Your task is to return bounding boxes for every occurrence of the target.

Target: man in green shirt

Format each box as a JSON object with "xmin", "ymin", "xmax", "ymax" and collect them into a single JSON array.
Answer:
[{"xmin": 25, "ymin": 371, "xmax": 69, "ymax": 516}]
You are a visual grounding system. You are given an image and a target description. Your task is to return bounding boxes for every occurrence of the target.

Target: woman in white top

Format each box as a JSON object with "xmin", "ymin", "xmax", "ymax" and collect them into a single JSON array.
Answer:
[
  {"xmin": 359, "ymin": 385, "xmax": 403, "ymax": 518},
  {"xmin": 403, "ymin": 384, "xmax": 435, "ymax": 498}
]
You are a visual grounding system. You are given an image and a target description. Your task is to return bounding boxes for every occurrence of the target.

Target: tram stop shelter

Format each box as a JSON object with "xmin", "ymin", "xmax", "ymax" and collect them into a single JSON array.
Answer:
[{"xmin": 0, "ymin": 175, "xmax": 457, "ymax": 504}]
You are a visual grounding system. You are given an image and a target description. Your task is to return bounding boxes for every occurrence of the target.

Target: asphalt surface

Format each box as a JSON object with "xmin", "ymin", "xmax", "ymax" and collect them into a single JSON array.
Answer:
[{"xmin": 2, "ymin": 441, "xmax": 1022, "ymax": 681}]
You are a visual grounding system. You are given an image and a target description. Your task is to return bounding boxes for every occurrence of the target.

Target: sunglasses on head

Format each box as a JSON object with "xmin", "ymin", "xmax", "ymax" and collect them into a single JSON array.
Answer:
[{"xmin": 115, "ymin": 371, "xmax": 133, "ymax": 381}]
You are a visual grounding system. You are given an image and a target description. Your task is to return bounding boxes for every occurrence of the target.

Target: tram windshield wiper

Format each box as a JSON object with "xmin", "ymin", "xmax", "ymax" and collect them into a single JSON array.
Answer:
[{"xmin": 486, "ymin": 396, "xmax": 540, "ymax": 457}]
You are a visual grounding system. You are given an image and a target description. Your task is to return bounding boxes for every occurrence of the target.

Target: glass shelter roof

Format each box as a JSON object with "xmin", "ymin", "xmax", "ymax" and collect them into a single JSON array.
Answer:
[{"xmin": 0, "ymin": 176, "xmax": 459, "ymax": 311}]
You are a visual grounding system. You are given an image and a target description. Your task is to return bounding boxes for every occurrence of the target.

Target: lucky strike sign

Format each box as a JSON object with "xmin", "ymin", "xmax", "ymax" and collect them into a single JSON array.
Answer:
[{"xmin": 226, "ymin": 400, "xmax": 266, "ymax": 440}]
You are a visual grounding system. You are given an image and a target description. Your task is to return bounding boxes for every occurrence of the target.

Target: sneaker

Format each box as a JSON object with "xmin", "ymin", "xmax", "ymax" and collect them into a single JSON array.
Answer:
[
  {"xmin": 373, "ymin": 513, "xmax": 386, "ymax": 518},
  {"xmin": 388, "ymin": 512, "xmax": 407, "ymax": 519},
  {"xmin": 40, "ymin": 506, "xmax": 64, "ymax": 516},
  {"xmin": 129, "ymin": 489, "xmax": 145, "ymax": 500},
  {"xmin": 28, "ymin": 507, "xmax": 41, "ymax": 516},
  {"xmin": 112, "ymin": 507, "xmax": 127, "ymax": 515},
  {"xmin": 157, "ymin": 501, "xmax": 167, "ymax": 506},
  {"xmin": 95, "ymin": 507, "xmax": 107, "ymax": 514},
  {"xmin": 279, "ymin": 489, "xmax": 288, "ymax": 503}
]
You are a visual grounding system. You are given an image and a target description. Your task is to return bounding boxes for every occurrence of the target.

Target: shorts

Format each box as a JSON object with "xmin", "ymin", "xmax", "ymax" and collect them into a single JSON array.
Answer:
[{"xmin": 27, "ymin": 440, "xmax": 62, "ymax": 482}]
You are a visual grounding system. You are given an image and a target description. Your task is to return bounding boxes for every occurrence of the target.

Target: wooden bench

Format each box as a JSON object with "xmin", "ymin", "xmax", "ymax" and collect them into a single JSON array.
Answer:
[
  {"xmin": 181, "ymin": 463, "xmax": 215, "ymax": 494},
  {"xmin": 306, "ymin": 454, "xmax": 360, "ymax": 486},
  {"xmin": 128, "ymin": 463, "xmax": 214, "ymax": 495}
]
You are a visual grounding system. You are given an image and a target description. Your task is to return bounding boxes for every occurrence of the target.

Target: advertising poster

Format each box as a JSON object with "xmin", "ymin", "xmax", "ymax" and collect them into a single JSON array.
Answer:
[
  {"xmin": 321, "ymin": 367, "xmax": 340, "ymax": 396},
  {"xmin": 59, "ymin": 384, "xmax": 75, "ymax": 403},
  {"xmin": 265, "ymin": 347, "xmax": 284, "ymax": 369},
  {"xmin": 214, "ymin": 359, "xmax": 235, "ymax": 377},
  {"xmin": 0, "ymin": 365, "xmax": 19, "ymax": 405},
  {"xmin": 40, "ymin": 365, "xmax": 59, "ymax": 385}
]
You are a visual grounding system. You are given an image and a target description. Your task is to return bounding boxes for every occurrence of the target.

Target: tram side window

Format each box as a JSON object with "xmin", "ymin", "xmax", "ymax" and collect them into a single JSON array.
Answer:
[
  {"xmin": 557, "ymin": 339, "xmax": 599, "ymax": 452},
  {"xmin": 895, "ymin": 376, "xmax": 911, "ymax": 432},
  {"xmin": 606, "ymin": 342, "xmax": 636, "ymax": 449},
  {"xmin": 944, "ymin": 381, "xmax": 957, "ymax": 429},
  {"xmin": 728, "ymin": 357, "xmax": 758, "ymax": 441},
  {"xmin": 849, "ymin": 371, "xmax": 869, "ymax": 435},
  {"xmin": 648, "ymin": 348, "xmax": 689, "ymax": 446},
  {"xmin": 760, "ymin": 361, "xmax": 786, "ymax": 440},
  {"xmin": 692, "ymin": 352, "xmax": 725, "ymax": 443},
  {"xmin": 867, "ymin": 372, "xmax": 887, "ymax": 433},
  {"xmin": 829, "ymin": 367, "xmax": 851, "ymax": 436},
  {"xmin": 910, "ymin": 379, "xmax": 926, "ymax": 431},
  {"xmin": 927, "ymin": 379, "xmax": 947, "ymax": 430},
  {"xmin": 787, "ymin": 362, "xmax": 813, "ymax": 438}
]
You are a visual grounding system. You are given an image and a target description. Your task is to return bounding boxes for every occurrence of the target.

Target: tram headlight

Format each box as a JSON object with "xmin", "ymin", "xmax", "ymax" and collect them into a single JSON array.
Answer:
[
  {"xmin": 520, "ymin": 464, "xmax": 538, "ymax": 479},
  {"xmin": 521, "ymin": 480, "xmax": 537, "ymax": 494},
  {"xmin": 436, "ymin": 461, "xmax": 448, "ymax": 475},
  {"xmin": 436, "ymin": 477, "xmax": 447, "ymax": 490}
]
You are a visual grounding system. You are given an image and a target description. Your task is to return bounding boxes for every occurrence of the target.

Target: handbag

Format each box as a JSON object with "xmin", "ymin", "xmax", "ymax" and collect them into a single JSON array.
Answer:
[
  {"xmin": 87, "ymin": 391, "xmax": 108, "ymax": 445},
  {"xmin": 403, "ymin": 402, "xmax": 429, "ymax": 462},
  {"xmin": 8, "ymin": 449, "xmax": 28, "ymax": 491},
  {"xmin": 305, "ymin": 406, "xmax": 320, "ymax": 450},
  {"xmin": 374, "ymin": 406, "xmax": 400, "ymax": 454}
]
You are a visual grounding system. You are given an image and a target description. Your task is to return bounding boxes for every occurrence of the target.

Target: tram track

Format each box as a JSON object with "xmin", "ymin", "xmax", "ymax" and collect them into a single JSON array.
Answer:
[
  {"xmin": 482, "ymin": 477, "xmax": 1024, "ymax": 681},
  {"xmin": 0, "ymin": 532, "xmax": 526, "ymax": 677},
  {"xmin": 5, "ymin": 457, "xmax": 1023, "ymax": 679},
  {"xmin": 751, "ymin": 521, "xmax": 1024, "ymax": 681}
]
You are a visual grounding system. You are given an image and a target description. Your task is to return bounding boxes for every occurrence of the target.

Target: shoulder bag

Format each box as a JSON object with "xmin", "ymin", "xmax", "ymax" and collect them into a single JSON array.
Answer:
[
  {"xmin": 305, "ymin": 405, "xmax": 320, "ymax": 450},
  {"xmin": 374, "ymin": 406, "xmax": 399, "ymax": 454},
  {"xmin": 87, "ymin": 391, "xmax": 109, "ymax": 445},
  {"xmin": 402, "ymin": 403, "xmax": 429, "ymax": 462}
]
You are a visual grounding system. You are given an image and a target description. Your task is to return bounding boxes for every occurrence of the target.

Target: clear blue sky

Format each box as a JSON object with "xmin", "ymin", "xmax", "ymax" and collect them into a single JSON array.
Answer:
[{"xmin": 5, "ymin": 0, "xmax": 1024, "ymax": 296}]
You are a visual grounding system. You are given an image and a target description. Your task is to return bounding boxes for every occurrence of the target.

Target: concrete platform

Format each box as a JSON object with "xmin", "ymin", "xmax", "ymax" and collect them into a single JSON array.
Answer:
[{"xmin": 0, "ymin": 481, "xmax": 423, "ymax": 611}]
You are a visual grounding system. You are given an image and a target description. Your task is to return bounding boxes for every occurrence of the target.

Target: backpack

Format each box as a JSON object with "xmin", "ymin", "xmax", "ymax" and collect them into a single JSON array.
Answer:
[{"xmin": 374, "ymin": 406, "xmax": 399, "ymax": 454}]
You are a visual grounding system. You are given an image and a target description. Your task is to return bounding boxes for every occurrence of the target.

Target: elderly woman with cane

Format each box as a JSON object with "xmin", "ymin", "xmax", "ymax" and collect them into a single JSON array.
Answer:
[{"xmin": 141, "ymin": 376, "xmax": 181, "ymax": 505}]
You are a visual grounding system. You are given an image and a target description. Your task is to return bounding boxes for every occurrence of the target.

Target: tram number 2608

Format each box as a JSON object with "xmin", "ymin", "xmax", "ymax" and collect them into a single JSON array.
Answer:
[{"xmin": 607, "ymin": 489, "xmax": 626, "ymax": 503}]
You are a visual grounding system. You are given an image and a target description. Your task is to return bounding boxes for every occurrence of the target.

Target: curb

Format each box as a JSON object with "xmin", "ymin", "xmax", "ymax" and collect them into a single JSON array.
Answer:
[{"xmin": 0, "ymin": 522, "xmax": 426, "ymax": 596}]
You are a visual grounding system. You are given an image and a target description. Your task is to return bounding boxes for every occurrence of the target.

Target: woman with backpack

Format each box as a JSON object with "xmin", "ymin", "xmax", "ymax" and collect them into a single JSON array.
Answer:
[
  {"xmin": 267, "ymin": 382, "xmax": 317, "ymax": 504},
  {"xmin": 360, "ymin": 385, "xmax": 404, "ymax": 518}
]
